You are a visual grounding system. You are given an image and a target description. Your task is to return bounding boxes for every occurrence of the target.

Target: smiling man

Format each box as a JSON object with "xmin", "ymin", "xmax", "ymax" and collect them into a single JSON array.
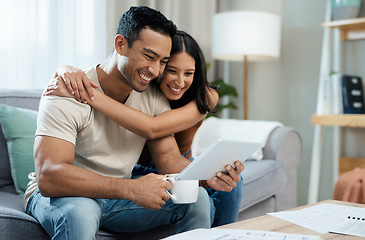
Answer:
[{"xmin": 24, "ymin": 6, "xmax": 211, "ymax": 239}]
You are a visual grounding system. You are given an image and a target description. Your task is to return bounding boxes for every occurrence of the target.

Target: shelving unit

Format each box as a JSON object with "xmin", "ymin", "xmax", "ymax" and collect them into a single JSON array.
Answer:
[
  {"xmin": 322, "ymin": 17, "xmax": 365, "ymax": 40},
  {"xmin": 309, "ymin": 16, "xmax": 365, "ymax": 204},
  {"xmin": 312, "ymin": 114, "xmax": 365, "ymax": 127},
  {"xmin": 312, "ymin": 114, "xmax": 365, "ymax": 176}
]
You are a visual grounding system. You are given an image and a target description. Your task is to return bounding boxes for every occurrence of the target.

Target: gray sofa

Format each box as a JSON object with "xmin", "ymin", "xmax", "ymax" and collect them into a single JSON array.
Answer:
[{"xmin": 0, "ymin": 89, "xmax": 302, "ymax": 240}]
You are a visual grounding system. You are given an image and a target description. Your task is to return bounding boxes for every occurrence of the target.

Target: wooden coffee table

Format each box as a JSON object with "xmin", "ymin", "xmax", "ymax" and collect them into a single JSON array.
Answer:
[{"xmin": 219, "ymin": 199, "xmax": 365, "ymax": 239}]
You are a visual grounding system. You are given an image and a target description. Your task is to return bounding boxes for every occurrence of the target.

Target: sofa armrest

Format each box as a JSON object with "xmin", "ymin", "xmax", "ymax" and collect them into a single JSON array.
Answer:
[{"xmin": 263, "ymin": 126, "xmax": 302, "ymax": 210}]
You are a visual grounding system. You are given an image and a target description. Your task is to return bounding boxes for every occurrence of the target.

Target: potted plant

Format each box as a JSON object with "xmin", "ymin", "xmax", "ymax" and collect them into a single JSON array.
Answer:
[
  {"xmin": 207, "ymin": 62, "xmax": 238, "ymax": 117},
  {"xmin": 209, "ymin": 78, "xmax": 238, "ymax": 117}
]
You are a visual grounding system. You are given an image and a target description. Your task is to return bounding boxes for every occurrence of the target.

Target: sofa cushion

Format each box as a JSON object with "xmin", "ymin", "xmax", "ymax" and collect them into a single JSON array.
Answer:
[
  {"xmin": 240, "ymin": 159, "xmax": 286, "ymax": 212},
  {"xmin": 0, "ymin": 124, "xmax": 13, "ymax": 189},
  {"xmin": 0, "ymin": 104, "xmax": 37, "ymax": 195},
  {"xmin": 0, "ymin": 90, "xmax": 42, "ymax": 191},
  {"xmin": 0, "ymin": 89, "xmax": 43, "ymax": 111}
]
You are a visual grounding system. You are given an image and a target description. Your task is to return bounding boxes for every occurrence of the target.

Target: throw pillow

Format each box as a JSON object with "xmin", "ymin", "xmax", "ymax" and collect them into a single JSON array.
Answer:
[{"xmin": 0, "ymin": 104, "xmax": 37, "ymax": 195}]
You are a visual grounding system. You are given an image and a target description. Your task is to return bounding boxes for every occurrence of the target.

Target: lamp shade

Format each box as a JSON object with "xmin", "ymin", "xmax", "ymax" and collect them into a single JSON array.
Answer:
[{"xmin": 212, "ymin": 11, "xmax": 281, "ymax": 61}]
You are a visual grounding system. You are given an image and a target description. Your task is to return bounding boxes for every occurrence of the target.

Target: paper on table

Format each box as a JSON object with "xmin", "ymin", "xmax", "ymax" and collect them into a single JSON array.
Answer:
[
  {"xmin": 268, "ymin": 203, "xmax": 363, "ymax": 234},
  {"xmin": 329, "ymin": 207, "xmax": 365, "ymax": 237},
  {"xmin": 161, "ymin": 228, "xmax": 321, "ymax": 240}
]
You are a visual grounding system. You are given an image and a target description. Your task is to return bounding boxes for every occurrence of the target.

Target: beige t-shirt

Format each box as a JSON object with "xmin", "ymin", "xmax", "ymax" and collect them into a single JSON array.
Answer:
[{"xmin": 24, "ymin": 65, "xmax": 170, "ymax": 208}]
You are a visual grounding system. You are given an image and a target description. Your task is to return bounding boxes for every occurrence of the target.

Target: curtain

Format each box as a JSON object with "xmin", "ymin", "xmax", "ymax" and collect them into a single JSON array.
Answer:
[
  {"xmin": 0, "ymin": 0, "xmax": 218, "ymax": 89},
  {"xmin": 0, "ymin": 0, "xmax": 108, "ymax": 89}
]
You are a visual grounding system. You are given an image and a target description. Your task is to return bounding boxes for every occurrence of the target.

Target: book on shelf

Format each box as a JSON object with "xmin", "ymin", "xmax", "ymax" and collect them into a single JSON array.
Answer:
[
  {"xmin": 330, "ymin": 74, "xmax": 365, "ymax": 114},
  {"xmin": 317, "ymin": 74, "xmax": 332, "ymax": 115},
  {"xmin": 330, "ymin": 73, "xmax": 343, "ymax": 114}
]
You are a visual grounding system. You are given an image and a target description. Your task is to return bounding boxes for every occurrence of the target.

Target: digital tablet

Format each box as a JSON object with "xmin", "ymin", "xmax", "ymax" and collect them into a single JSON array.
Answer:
[{"xmin": 176, "ymin": 139, "xmax": 264, "ymax": 180}]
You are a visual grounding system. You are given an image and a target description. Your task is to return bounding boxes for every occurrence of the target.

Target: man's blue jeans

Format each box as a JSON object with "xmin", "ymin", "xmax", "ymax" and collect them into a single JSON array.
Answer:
[{"xmin": 26, "ymin": 188, "xmax": 210, "ymax": 240}]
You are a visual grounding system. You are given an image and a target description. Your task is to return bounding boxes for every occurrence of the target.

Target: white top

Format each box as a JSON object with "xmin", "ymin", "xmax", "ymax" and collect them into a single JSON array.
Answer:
[{"xmin": 24, "ymin": 65, "xmax": 170, "ymax": 208}]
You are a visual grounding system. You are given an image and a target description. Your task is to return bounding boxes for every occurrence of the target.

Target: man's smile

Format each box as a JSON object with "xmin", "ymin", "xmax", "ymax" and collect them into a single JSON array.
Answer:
[{"xmin": 139, "ymin": 71, "xmax": 153, "ymax": 83}]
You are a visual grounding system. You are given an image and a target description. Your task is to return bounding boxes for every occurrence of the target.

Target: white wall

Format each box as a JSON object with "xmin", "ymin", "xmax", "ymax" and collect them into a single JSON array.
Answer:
[{"xmin": 281, "ymin": 0, "xmax": 328, "ymax": 205}]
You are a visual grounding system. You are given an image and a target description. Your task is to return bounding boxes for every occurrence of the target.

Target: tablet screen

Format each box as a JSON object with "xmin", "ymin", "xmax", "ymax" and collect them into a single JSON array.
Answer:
[{"xmin": 176, "ymin": 139, "xmax": 263, "ymax": 180}]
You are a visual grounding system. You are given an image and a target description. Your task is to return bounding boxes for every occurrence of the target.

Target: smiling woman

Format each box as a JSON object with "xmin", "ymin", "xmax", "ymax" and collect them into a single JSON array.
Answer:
[
  {"xmin": 159, "ymin": 51, "xmax": 195, "ymax": 101},
  {"xmin": 0, "ymin": 0, "xmax": 107, "ymax": 89}
]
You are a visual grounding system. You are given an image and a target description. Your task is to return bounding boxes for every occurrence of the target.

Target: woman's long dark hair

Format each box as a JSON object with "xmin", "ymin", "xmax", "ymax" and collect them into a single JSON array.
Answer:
[{"xmin": 163, "ymin": 30, "xmax": 217, "ymax": 114}]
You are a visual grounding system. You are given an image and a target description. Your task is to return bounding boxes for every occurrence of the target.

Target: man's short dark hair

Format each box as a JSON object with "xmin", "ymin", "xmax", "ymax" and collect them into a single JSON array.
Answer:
[{"xmin": 117, "ymin": 6, "xmax": 177, "ymax": 48}]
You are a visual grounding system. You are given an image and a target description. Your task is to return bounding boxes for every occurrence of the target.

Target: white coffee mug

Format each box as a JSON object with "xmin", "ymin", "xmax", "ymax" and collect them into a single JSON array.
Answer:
[{"xmin": 164, "ymin": 174, "xmax": 199, "ymax": 204}]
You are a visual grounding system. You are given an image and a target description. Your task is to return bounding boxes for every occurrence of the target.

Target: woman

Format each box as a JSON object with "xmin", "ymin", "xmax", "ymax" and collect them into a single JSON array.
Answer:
[{"xmin": 46, "ymin": 30, "xmax": 243, "ymax": 227}]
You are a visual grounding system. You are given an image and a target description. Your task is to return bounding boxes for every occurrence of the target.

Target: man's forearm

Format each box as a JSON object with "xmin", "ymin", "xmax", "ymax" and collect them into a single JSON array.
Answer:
[
  {"xmin": 37, "ymin": 161, "xmax": 135, "ymax": 200},
  {"xmin": 34, "ymin": 136, "xmax": 135, "ymax": 200}
]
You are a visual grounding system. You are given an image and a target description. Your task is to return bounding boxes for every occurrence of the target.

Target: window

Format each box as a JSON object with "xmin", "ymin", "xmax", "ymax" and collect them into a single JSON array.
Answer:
[{"xmin": 0, "ymin": 0, "xmax": 108, "ymax": 89}]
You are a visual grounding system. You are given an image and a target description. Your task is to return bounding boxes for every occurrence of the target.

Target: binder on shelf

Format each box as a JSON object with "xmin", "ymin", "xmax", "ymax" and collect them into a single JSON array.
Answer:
[{"xmin": 341, "ymin": 75, "xmax": 365, "ymax": 114}]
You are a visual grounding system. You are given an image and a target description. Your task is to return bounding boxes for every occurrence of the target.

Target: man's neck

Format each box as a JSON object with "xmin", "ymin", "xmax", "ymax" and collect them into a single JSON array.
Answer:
[{"xmin": 96, "ymin": 53, "xmax": 132, "ymax": 104}]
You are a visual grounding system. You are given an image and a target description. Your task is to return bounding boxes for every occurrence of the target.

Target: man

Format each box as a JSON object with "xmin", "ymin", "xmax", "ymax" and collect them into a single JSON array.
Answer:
[{"xmin": 25, "ymin": 6, "xmax": 244, "ymax": 239}]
